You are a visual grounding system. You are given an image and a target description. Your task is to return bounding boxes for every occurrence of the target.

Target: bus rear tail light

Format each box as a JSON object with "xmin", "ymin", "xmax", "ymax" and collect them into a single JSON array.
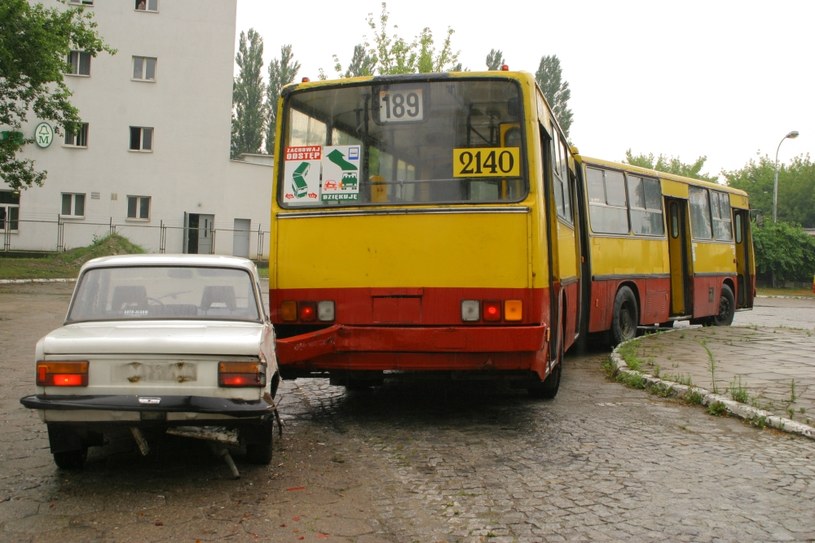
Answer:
[
  {"xmin": 483, "ymin": 301, "xmax": 502, "ymax": 321},
  {"xmin": 280, "ymin": 300, "xmax": 335, "ymax": 322},
  {"xmin": 504, "ymin": 300, "xmax": 523, "ymax": 321},
  {"xmin": 218, "ymin": 361, "xmax": 266, "ymax": 387},
  {"xmin": 36, "ymin": 361, "xmax": 89, "ymax": 387},
  {"xmin": 460, "ymin": 300, "xmax": 523, "ymax": 322},
  {"xmin": 461, "ymin": 300, "xmax": 480, "ymax": 321},
  {"xmin": 298, "ymin": 301, "xmax": 317, "ymax": 322},
  {"xmin": 317, "ymin": 301, "xmax": 335, "ymax": 321}
]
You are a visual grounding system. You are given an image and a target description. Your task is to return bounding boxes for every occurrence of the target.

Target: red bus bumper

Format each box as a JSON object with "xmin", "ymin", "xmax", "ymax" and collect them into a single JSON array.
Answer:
[{"xmin": 276, "ymin": 324, "xmax": 550, "ymax": 376}]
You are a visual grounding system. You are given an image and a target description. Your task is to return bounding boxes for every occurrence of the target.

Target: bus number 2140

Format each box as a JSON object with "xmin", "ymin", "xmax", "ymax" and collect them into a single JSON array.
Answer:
[{"xmin": 453, "ymin": 148, "xmax": 520, "ymax": 178}]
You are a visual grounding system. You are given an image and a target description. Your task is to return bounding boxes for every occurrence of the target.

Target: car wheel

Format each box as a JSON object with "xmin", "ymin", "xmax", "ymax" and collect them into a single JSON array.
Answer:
[
  {"xmin": 53, "ymin": 448, "xmax": 87, "ymax": 470},
  {"xmin": 243, "ymin": 421, "xmax": 273, "ymax": 465}
]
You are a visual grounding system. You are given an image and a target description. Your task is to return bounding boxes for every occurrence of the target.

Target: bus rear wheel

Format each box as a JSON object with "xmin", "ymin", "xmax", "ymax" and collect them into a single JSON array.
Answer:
[
  {"xmin": 707, "ymin": 284, "xmax": 735, "ymax": 327},
  {"xmin": 610, "ymin": 286, "xmax": 639, "ymax": 346}
]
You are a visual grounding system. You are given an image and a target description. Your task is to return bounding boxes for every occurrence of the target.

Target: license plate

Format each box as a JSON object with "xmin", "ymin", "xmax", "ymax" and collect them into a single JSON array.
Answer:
[{"xmin": 113, "ymin": 361, "xmax": 198, "ymax": 384}]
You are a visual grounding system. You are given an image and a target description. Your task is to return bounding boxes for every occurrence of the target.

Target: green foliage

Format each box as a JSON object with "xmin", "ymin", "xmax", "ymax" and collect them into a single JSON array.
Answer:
[
  {"xmin": 331, "ymin": 2, "xmax": 460, "ymax": 77},
  {"xmin": 0, "ymin": 233, "xmax": 143, "ymax": 280},
  {"xmin": 535, "ymin": 55, "xmax": 573, "ymax": 137},
  {"xmin": 724, "ymin": 154, "xmax": 815, "ymax": 227},
  {"xmin": 624, "ymin": 150, "xmax": 716, "ymax": 182},
  {"xmin": 0, "ymin": 0, "xmax": 114, "ymax": 191},
  {"xmin": 752, "ymin": 221, "xmax": 815, "ymax": 286},
  {"xmin": 231, "ymin": 29, "xmax": 266, "ymax": 158},
  {"xmin": 265, "ymin": 44, "xmax": 300, "ymax": 154},
  {"xmin": 486, "ymin": 49, "xmax": 504, "ymax": 71}
]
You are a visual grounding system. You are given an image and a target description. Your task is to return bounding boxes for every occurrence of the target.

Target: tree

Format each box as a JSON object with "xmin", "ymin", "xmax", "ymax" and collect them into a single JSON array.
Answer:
[
  {"xmin": 486, "ymin": 49, "xmax": 504, "ymax": 70},
  {"xmin": 724, "ymin": 154, "xmax": 815, "ymax": 228},
  {"xmin": 264, "ymin": 44, "xmax": 300, "ymax": 154},
  {"xmin": 0, "ymin": 0, "xmax": 113, "ymax": 192},
  {"xmin": 752, "ymin": 220, "xmax": 815, "ymax": 287},
  {"xmin": 624, "ymin": 150, "xmax": 716, "ymax": 182},
  {"xmin": 332, "ymin": 2, "xmax": 459, "ymax": 77},
  {"xmin": 231, "ymin": 29, "xmax": 266, "ymax": 158},
  {"xmin": 333, "ymin": 45, "xmax": 376, "ymax": 78},
  {"xmin": 535, "ymin": 55, "xmax": 573, "ymax": 137}
]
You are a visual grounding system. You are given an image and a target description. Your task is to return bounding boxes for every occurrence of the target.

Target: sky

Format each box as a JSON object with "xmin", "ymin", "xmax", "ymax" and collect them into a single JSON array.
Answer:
[{"xmin": 235, "ymin": 0, "xmax": 813, "ymax": 180}]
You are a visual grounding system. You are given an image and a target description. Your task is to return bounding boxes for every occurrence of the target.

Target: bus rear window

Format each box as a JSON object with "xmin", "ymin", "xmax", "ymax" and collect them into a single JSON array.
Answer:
[{"xmin": 278, "ymin": 79, "xmax": 527, "ymax": 207}]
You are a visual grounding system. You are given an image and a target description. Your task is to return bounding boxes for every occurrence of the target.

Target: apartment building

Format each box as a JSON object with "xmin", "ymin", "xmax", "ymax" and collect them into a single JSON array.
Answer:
[{"xmin": 0, "ymin": 0, "xmax": 272, "ymax": 257}]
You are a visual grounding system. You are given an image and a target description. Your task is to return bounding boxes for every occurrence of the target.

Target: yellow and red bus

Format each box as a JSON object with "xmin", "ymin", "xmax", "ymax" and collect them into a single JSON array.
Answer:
[
  {"xmin": 269, "ymin": 71, "xmax": 580, "ymax": 396},
  {"xmin": 573, "ymin": 155, "xmax": 755, "ymax": 345}
]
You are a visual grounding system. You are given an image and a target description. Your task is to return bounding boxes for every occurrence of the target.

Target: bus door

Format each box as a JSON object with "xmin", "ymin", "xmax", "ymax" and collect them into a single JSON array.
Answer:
[
  {"xmin": 733, "ymin": 209, "xmax": 754, "ymax": 308},
  {"xmin": 666, "ymin": 198, "xmax": 693, "ymax": 316}
]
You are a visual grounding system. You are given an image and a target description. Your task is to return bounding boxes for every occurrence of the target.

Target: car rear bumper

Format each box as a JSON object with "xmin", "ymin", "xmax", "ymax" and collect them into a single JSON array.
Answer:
[{"xmin": 20, "ymin": 394, "xmax": 275, "ymax": 420}]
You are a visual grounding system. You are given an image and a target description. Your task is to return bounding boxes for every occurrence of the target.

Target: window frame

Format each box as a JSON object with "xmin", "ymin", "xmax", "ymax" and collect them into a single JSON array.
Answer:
[
  {"xmin": 132, "ymin": 56, "xmax": 157, "ymax": 81},
  {"xmin": 67, "ymin": 50, "xmax": 91, "ymax": 77},
  {"xmin": 135, "ymin": 0, "xmax": 158, "ymax": 11},
  {"xmin": 0, "ymin": 191, "xmax": 21, "ymax": 232},
  {"xmin": 127, "ymin": 195, "xmax": 151, "ymax": 221},
  {"xmin": 129, "ymin": 126, "xmax": 154, "ymax": 152},
  {"xmin": 64, "ymin": 123, "xmax": 89, "ymax": 148},
  {"xmin": 61, "ymin": 193, "xmax": 87, "ymax": 218},
  {"xmin": 68, "ymin": 0, "xmax": 94, "ymax": 5}
]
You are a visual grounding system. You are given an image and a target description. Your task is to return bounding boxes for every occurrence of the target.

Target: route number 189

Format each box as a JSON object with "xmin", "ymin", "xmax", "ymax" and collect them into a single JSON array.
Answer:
[{"xmin": 378, "ymin": 89, "xmax": 423, "ymax": 123}]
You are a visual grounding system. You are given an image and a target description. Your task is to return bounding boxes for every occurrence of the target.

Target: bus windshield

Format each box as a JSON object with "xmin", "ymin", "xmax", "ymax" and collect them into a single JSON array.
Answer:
[{"xmin": 279, "ymin": 78, "xmax": 526, "ymax": 208}]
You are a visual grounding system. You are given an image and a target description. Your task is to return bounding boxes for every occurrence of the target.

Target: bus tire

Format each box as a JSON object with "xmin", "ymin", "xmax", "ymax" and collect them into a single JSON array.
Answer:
[
  {"xmin": 528, "ymin": 319, "xmax": 563, "ymax": 399},
  {"xmin": 610, "ymin": 286, "xmax": 638, "ymax": 346},
  {"xmin": 528, "ymin": 361, "xmax": 561, "ymax": 399},
  {"xmin": 708, "ymin": 284, "xmax": 735, "ymax": 327}
]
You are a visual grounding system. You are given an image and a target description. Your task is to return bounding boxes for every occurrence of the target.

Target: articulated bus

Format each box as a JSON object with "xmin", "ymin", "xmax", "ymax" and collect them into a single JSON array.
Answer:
[
  {"xmin": 573, "ymin": 155, "xmax": 755, "ymax": 346},
  {"xmin": 269, "ymin": 71, "xmax": 580, "ymax": 397}
]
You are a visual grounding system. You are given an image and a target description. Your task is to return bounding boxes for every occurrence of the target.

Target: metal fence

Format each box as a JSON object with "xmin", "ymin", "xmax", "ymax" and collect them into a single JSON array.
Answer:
[{"xmin": 2, "ymin": 216, "xmax": 270, "ymax": 260}]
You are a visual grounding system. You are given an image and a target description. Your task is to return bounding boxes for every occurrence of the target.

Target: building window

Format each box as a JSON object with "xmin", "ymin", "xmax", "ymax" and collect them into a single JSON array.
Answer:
[
  {"xmin": 69, "ymin": 0, "xmax": 94, "ymax": 5},
  {"xmin": 129, "ymin": 126, "xmax": 154, "ymax": 151},
  {"xmin": 61, "ymin": 193, "xmax": 86, "ymax": 218},
  {"xmin": 64, "ymin": 123, "xmax": 89, "ymax": 147},
  {"xmin": 127, "ymin": 195, "xmax": 151, "ymax": 220},
  {"xmin": 0, "ymin": 191, "xmax": 20, "ymax": 232},
  {"xmin": 135, "ymin": 0, "xmax": 158, "ymax": 11},
  {"xmin": 132, "ymin": 56, "xmax": 157, "ymax": 81},
  {"xmin": 67, "ymin": 51, "xmax": 91, "ymax": 76}
]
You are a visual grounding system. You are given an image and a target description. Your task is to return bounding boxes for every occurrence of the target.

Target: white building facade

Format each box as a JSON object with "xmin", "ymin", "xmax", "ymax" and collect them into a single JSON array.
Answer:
[{"xmin": 1, "ymin": 0, "xmax": 272, "ymax": 258}]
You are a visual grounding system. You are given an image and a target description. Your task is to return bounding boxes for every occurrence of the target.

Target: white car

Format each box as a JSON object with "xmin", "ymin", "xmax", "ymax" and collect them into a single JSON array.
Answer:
[{"xmin": 21, "ymin": 254, "xmax": 280, "ymax": 470}]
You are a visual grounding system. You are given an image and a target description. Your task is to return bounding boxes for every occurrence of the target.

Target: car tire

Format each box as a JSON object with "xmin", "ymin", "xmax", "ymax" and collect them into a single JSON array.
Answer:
[
  {"xmin": 244, "ymin": 421, "xmax": 273, "ymax": 465},
  {"xmin": 53, "ymin": 448, "xmax": 87, "ymax": 470}
]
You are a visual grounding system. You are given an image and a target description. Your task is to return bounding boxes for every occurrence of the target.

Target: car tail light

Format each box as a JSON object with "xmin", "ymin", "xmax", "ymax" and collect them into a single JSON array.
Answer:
[
  {"xmin": 218, "ymin": 361, "xmax": 266, "ymax": 387},
  {"xmin": 36, "ymin": 361, "xmax": 89, "ymax": 387}
]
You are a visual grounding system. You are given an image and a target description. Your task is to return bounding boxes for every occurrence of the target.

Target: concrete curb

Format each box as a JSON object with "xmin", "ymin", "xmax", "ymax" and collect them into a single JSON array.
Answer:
[
  {"xmin": 610, "ymin": 336, "xmax": 815, "ymax": 441},
  {"xmin": 0, "ymin": 278, "xmax": 75, "ymax": 285}
]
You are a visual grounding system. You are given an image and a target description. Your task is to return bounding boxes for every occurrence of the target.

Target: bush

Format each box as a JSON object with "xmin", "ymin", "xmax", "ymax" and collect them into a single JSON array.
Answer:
[{"xmin": 753, "ymin": 221, "xmax": 815, "ymax": 286}]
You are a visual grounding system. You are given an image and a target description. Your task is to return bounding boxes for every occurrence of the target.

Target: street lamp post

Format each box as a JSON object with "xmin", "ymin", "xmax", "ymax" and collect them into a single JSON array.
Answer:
[{"xmin": 772, "ymin": 130, "xmax": 800, "ymax": 223}]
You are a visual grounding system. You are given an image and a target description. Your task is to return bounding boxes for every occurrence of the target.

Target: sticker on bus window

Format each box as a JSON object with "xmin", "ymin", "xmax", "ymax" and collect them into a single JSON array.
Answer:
[
  {"xmin": 320, "ymin": 145, "xmax": 361, "ymax": 202},
  {"xmin": 283, "ymin": 146, "xmax": 321, "ymax": 205},
  {"xmin": 375, "ymin": 88, "xmax": 424, "ymax": 123},
  {"xmin": 453, "ymin": 147, "xmax": 520, "ymax": 178}
]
